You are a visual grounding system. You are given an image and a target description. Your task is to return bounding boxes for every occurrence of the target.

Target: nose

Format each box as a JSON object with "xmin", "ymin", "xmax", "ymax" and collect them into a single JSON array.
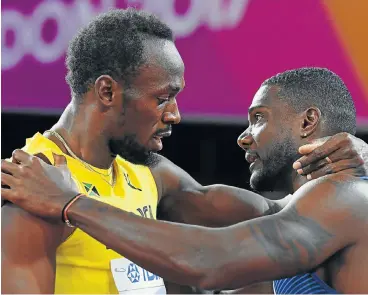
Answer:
[
  {"xmin": 237, "ymin": 128, "xmax": 253, "ymax": 150},
  {"xmin": 162, "ymin": 99, "xmax": 181, "ymax": 125}
]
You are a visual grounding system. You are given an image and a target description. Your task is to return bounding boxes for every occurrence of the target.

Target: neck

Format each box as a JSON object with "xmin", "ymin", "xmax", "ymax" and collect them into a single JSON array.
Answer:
[
  {"xmin": 292, "ymin": 172, "xmax": 308, "ymax": 193},
  {"xmin": 269, "ymin": 167, "xmax": 308, "ymax": 195},
  {"xmin": 50, "ymin": 102, "xmax": 114, "ymax": 169}
]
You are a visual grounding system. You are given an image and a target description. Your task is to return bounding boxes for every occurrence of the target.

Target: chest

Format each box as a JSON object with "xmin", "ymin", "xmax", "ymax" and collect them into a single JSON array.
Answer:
[{"xmin": 57, "ymin": 161, "xmax": 158, "ymax": 263}]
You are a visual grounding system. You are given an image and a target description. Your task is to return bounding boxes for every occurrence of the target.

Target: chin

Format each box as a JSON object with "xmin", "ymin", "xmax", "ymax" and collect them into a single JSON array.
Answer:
[
  {"xmin": 250, "ymin": 172, "xmax": 261, "ymax": 191},
  {"xmin": 250, "ymin": 170, "xmax": 274, "ymax": 192}
]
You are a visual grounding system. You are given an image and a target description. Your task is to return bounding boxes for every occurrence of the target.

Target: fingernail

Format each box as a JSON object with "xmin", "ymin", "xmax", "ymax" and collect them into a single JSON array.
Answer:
[
  {"xmin": 307, "ymin": 174, "xmax": 312, "ymax": 180},
  {"xmin": 297, "ymin": 169, "xmax": 303, "ymax": 175},
  {"xmin": 293, "ymin": 162, "xmax": 301, "ymax": 169}
]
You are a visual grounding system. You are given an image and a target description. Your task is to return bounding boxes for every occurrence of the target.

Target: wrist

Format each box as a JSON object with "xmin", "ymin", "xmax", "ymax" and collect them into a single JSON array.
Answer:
[{"xmin": 62, "ymin": 193, "xmax": 86, "ymax": 227}]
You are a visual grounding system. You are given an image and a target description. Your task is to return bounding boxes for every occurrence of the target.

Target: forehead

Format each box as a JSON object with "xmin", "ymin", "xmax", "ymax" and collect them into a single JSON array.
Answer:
[
  {"xmin": 249, "ymin": 85, "xmax": 280, "ymax": 110},
  {"xmin": 146, "ymin": 39, "xmax": 184, "ymax": 74},
  {"xmin": 132, "ymin": 40, "xmax": 185, "ymax": 91}
]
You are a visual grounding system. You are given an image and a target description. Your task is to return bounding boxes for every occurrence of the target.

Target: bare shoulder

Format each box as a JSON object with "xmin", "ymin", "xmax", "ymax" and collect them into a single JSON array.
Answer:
[
  {"xmin": 295, "ymin": 173, "xmax": 368, "ymax": 201},
  {"xmin": 289, "ymin": 174, "xmax": 368, "ymax": 227},
  {"xmin": 2, "ymin": 153, "xmax": 72, "ymax": 250},
  {"xmin": 150, "ymin": 154, "xmax": 185, "ymax": 178},
  {"xmin": 149, "ymin": 154, "xmax": 202, "ymax": 200}
]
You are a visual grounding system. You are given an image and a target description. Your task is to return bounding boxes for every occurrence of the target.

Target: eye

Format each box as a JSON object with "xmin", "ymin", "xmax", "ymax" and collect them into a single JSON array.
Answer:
[
  {"xmin": 157, "ymin": 97, "xmax": 168, "ymax": 106},
  {"xmin": 254, "ymin": 113, "xmax": 263, "ymax": 122}
]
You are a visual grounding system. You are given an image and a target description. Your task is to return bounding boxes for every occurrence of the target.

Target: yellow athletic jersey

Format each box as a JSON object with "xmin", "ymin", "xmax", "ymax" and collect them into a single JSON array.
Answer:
[{"xmin": 21, "ymin": 132, "xmax": 162, "ymax": 294}]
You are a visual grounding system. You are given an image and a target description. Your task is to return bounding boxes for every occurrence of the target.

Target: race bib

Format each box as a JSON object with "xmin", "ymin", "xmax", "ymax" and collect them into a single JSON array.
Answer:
[{"xmin": 110, "ymin": 258, "xmax": 166, "ymax": 294}]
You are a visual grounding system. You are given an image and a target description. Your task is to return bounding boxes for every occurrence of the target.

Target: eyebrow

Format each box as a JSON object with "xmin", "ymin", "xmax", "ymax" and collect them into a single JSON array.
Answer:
[
  {"xmin": 248, "ymin": 105, "xmax": 269, "ymax": 114},
  {"xmin": 159, "ymin": 84, "xmax": 184, "ymax": 95},
  {"xmin": 170, "ymin": 84, "xmax": 185, "ymax": 92}
]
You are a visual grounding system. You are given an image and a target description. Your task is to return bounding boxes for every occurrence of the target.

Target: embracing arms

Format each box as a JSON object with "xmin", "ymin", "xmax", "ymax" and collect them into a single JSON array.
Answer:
[
  {"xmin": 54, "ymin": 174, "xmax": 365, "ymax": 290},
  {"xmin": 1, "ymin": 133, "xmax": 367, "ymax": 292}
]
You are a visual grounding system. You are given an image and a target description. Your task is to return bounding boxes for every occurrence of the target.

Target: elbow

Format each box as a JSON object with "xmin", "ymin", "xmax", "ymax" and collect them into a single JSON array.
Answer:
[
  {"xmin": 196, "ymin": 260, "xmax": 250, "ymax": 291},
  {"xmin": 196, "ymin": 238, "xmax": 247, "ymax": 290},
  {"xmin": 197, "ymin": 266, "xmax": 231, "ymax": 291},
  {"xmin": 196, "ymin": 238, "xmax": 235, "ymax": 290},
  {"xmin": 198, "ymin": 276, "xmax": 222, "ymax": 291},
  {"xmin": 169, "ymin": 229, "xmax": 231, "ymax": 290},
  {"xmin": 174, "ymin": 259, "xmax": 225, "ymax": 291},
  {"xmin": 167, "ymin": 251, "xmax": 219, "ymax": 288},
  {"xmin": 197, "ymin": 265, "xmax": 239, "ymax": 291}
]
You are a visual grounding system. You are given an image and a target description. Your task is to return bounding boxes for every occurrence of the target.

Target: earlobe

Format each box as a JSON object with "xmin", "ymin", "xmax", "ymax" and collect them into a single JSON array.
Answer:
[{"xmin": 300, "ymin": 107, "xmax": 321, "ymax": 138}]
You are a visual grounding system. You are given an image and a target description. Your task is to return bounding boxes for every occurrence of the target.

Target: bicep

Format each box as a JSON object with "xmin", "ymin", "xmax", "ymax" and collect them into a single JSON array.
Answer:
[
  {"xmin": 159, "ymin": 184, "xmax": 274, "ymax": 227},
  {"xmin": 153, "ymin": 156, "xmax": 275, "ymax": 226},
  {"xmin": 1, "ymin": 204, "xmax": 64, "ymax": 293}
]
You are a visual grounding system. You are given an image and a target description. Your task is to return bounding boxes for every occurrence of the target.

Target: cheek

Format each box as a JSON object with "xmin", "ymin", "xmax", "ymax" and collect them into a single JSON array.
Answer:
[
  {"xmin": 127, "ymin": 110, "xmax": 162, "ymax": 140},
  {"xmin": 251, "ymin": 122, "xmax": 280, "ymax": 160},
  {"xmin": 132, "ymin": 99, "xmax": 162, "ymax": 125},
  {"xmin": 252, "ymin": 123, "xmax": 273, "ymax": 145}
]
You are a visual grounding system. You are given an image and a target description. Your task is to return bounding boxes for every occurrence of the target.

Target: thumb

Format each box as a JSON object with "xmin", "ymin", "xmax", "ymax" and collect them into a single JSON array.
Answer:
[{"xmin": 53, "ymin": 153, "xmax": 67, "ymax": 167}]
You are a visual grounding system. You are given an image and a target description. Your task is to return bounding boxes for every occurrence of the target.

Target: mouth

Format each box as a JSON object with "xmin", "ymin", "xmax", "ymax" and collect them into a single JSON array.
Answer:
[
  {"xmin": 154, "ymin": 130, "xmax": 172, "ymax": 138},
  {"xmin": 245, "ymin": 152, "xmax": 260, "ymax": 172},
  {"xmin": 150, "ymin": 129, "xmax": 172, "ymax": 151},
  {"xmin": 245, "ymin": 152, "xmax": 259, "ymax": 164}
]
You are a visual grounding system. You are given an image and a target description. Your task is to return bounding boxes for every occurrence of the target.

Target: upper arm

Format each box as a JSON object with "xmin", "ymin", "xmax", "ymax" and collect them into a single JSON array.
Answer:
[
  {"xmin": 151, "ymin": 155, "xmax": 278, "ymax": 226},
  {"xmin": 204, "ymin": 175, "xmax": 363, "ymax": 289},
  {"xmin": 1, "ymin": 203, "xmax": 66, "ymax": 293}
]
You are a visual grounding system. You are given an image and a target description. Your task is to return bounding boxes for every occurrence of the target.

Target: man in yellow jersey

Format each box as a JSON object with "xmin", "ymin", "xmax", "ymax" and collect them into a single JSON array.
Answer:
[{"xmin": 2, "ymin": 8, "xmax": 368, "ymax": 295}]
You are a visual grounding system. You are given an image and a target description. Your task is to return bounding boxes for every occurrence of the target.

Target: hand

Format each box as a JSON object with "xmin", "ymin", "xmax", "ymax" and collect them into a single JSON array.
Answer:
[
  {"xmin": 1, "ymin": 149, "xmax": 79, "ymax": 220},
  {"xmin": 293, "ymin": 132, "xmax": 368, "ymax": 180}
]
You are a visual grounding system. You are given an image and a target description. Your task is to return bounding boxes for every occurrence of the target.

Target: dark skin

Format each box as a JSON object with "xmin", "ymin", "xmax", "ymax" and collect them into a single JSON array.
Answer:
[{"xmin": 2, "ymin": 44, "xmax": 368, "ymax": 294}]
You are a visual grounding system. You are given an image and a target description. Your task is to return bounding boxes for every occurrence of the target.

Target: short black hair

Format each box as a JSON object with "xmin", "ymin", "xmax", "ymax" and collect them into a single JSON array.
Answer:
[
  {"xmin": 262, "ymin": 67, "xmax": 356, "ymax": 135},
  {"xmin": 66, "ymin": 8, "xmax": 174, "ymax": 98}
]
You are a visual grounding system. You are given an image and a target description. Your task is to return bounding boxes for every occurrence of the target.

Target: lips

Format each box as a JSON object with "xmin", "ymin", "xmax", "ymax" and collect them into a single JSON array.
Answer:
[
  {"xmin": 154, "ymin": 130, "xmax": 172, "ymax": 138},
  {"xmin": 245, "ymin": 152, "xmax": 259, "ymax": 164},
  {"xmin": 150, "ymin": 129, "xmax": 172, "ymax": 152}
]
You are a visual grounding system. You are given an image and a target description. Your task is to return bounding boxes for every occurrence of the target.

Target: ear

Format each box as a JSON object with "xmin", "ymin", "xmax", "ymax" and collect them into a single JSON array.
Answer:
[
  {"xmin": 299, "ymin": 107, "xmax": 321, "ymax": 138},
  {"xmin": 94, "ymin": 75, "xmax": 122, "ymax": 107}
]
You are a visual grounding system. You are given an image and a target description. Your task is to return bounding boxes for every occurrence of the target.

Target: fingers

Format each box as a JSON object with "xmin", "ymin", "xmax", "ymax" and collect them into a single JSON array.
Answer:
[
  {"xmin": 53, "ymin": 153, "xmax": 67, "ymax": 167},
  {"xmin": 294, "ymin": 138, "xmax": 340, "ymax": 170},
  {"xmin": 298, "ymin": 143, "xmax": 323, "ymax": 155},
  {"xmin": 1, "ymin": 160, "xmax": 20, "ymax": 177},
  {"xmin": 296, "ymin": 158, "xmax": 330, "ymax": 177},
  {"xmin": 298, "ymin": 136, "xmax": 331, "ymax": 154},
  {"xmin": 12, "ymin": 149, "xmax": 34, "ymax": 165},
  {"xmin": 305, "ymin": 159, "xmax": 363, "ymax": 180},
  {"xmin": 296, "ymin": 146, "xmax": 355, "ymax": 176},
  {"xmin": 1, "ymin": 187, "xmax": 18, "ymax": 203},
  {"xmin": 1, "ymin": 172, "xmax": 16, "ymax": 188}
]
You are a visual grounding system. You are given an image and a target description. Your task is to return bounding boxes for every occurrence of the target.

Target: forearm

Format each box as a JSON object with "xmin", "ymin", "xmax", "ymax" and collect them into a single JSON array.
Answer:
[
  {"xmin": 161, "ymin": 184, "xmax": 279, "ymax": 227},
  {"xmin": 68, "ymin": 196, "xmax": 224, "ymax": 287}
]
